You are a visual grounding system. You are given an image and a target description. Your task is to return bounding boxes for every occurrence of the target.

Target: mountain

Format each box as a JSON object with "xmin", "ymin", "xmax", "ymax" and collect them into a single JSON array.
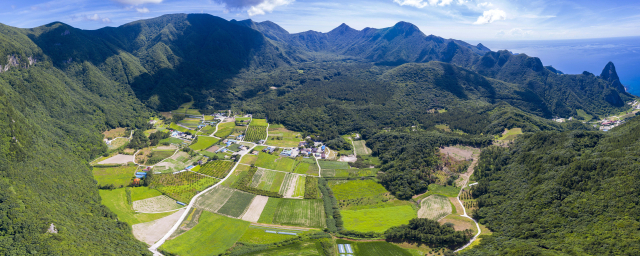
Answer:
[{"xmin": 0, "ymin": 13, "xmax": 637, "ymax": 254}]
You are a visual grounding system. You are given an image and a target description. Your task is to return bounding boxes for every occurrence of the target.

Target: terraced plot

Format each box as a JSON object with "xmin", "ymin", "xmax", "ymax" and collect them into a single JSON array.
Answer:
[
  {"xmin": 189, "ymin": 136, "xmax": 219, "ymax": 151},
  {"xmin": 133, "ymin": 195, "xmax": 182, "ymax": 213},
  {"xmin": 418, "ymin": 194, "xmax": 452, "ymax": 220},
  {"xmin": 272, "ymin": 199, "xmax": 326, "ymax": 228}
]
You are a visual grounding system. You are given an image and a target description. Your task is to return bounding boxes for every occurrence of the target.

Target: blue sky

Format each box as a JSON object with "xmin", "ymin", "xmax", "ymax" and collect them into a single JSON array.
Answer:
[{"xmin": 1, "ymin": 0, "xmax": 640, "ymax": 41}]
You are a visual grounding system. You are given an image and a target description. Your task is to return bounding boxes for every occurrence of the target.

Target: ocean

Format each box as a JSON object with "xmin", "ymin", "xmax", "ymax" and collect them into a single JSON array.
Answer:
[{"xmin": 473, "ymin": 36, "xmax": 640, "ymax": 96}]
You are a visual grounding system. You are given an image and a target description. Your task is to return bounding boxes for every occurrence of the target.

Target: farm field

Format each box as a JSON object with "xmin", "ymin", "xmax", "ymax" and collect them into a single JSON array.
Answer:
[
  {"xmin": 255, "ymin": 153, "xmax": 296, "ymax": 172},
  {"xmin": 293, "ymin": 161, "xmax": 319, "ymax": 176},
  {"xmin": 169, "ymin": 123, "xmax": 189, "ymax": 132},
  {"xmin": 189, "ymin": 136, "xmax": 219, "ymax": 151},
  {"xmin": 320, "ymin": 168, "xmax": 377, "ymax": 178},
  {"xmin": 292, "ymin": 175, "xmax": 306, "ymax": 198},
  {"xmin": 328, "ymin": 180, "xmax": 388, "ymax": 200},
  {"xmin": 154, "ymin": 152, "xmax": 204, "ymax": 174},
  {"xmin": 151, "ymin": 172, "xmax": 219, "ymax": 202},
  {"xmin": 196, "ymin": 160, "xmax": 234, "ymax": 178},
  {"xmin": 337, "ymin": 240, "xmax": 413, "ymax": 256},
  {"xmin": 498, "ymin": 128, "xmax": 523, "ymax": 141},
  {"xmin": 241, "ymin": 196, "xmax": 269, "ymax": 222},
  {"xmin": 249, "ymin": 118, "xmax": 268, "ymax": 126},
  {"xmin": 145, "ymin": 149, "xmax": 175, "ymax": 165},
  {"xmin": 415, "ymin": 184, "xmax": 461, "ymax": 200},
  {"xmin": 92, "ymin": 164, "xmax": 136, "ymax": 187},
  {"xmin": 279, "ymin": 173, "xmax": 302, "ymax": 198},
  {"xmin": 267, "ymin": 127, "xmax": 302, "ymax": 147},
  {"xmin": 179, "ymin": 118, "xmax": 201, "ymax": 129},
  {"xmin": 161, "ymin": 211, "xmax": 249, "ymax": 256},
  {"xmin": 199, "ymin": 125, "xmax": 216, "ymax": 135},
  {"xmin": 214, "ymin": 122, "xmax": 236, "ymax": 138},
  {"xmin": 133, "ymin": 195, "xmax": 182, "ymax": 213},
  {"xmin": 99, "ymin": 188, "xmax": 175, "ymax": 226},
  {"xmin": 272, "ymin": 199, "xmax": 326, "ymax": 228},
  {"xmin": 244, "ymin": 240, "xmax": 321, "ymax": 256},
  {"xmin": 257, "ymin": 197, "xmax": 282, "ymax": 224},
  {"xmin": 352, "ymin": 140, "xmax": 372, "ymax": 155},
  {"xmin": 250, "ymin": 169, "xmax": 285, "ymax": 193},
  {"xmin": 130, "ymin": 186, "xmax": 163, "ymax": 201},
  {"xmin": 222, "ymin": 164, "xmax": 250, "ymax": 187},
  {"xmin": 133, "ymin": 208, "xmax": 186, "ymax": 246},
  {"xmin": 304, "ymin": 176, "xmax": 320, "ymax": 199},
  {"xmin": 194, "ymin": 186, "xmax": 235, "ymax": 213},
  {"xmin": 341, "ymin": 205, "xmax": 416, "ymax": 232},
  {"xmin": 238, "ymin": 225, "xmax": 299, "ymax": 244},
  {"xmin": 245, "ymin": 125, "xmax": 268, "ymax": 142},
  {"xmin": 173, "ymin": 101, "xmax": 201, "ymax": 116},
  {"xmin": 216, "ymin": 190, "xmax": 256, "ymax": 218},
  {"xmin": 318, "ymin": 160, "xmax": 350, "ymax": 169},
  {"xmin": 107, "ymin": 137, "xmax": 129, "ymax": 149},
  {"xmin": 159, "ymin": 137, "xmax": 185, "ymax": 145},
  {"xmin": 417, "ymin": 195, "xmax": 452, "ymax": 220},
  {"xmin": 103, "ymin": 127, "xmax": 127, "ymax": 139}
]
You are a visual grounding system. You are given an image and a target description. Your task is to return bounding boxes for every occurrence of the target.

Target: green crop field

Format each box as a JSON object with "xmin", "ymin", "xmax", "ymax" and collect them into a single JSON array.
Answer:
[
  {"xmin": 257, "ymin": 197, "xmax": 282, "ymax": 224},
  {"xmin": 196, "ymin": 160, "xmax": 234, "ymax": 178},
  {"xmin": 216, "ymin": 190, "xmax": 256, "ymax": 218},
  {"xmin": 304, "ymin": 177, "xmax": 320, "ymax": 199},
  {"xmin": 292, "ymin": 176, "xmax": 306, "ymax": 198},
  {"xmin": 189, "ymin": 136, "xmax": 219, "ymax": 151},
  {"xmin": 194, "ymin": 186, "xmax": 235, "ymax": 213},
  {"xmin": 415, "ymin": 184, "xmax": 461, "ymax": 200},
  {"xmin": 336, "ymin": 240, "xmax": 413, "ymax": 256},
  {"xmin": 353, "ymin": 140, "xmax": 372, "ymax": 155},
  {"xmin": 293, "ymin": 162, "xmax": 319, "ymax": 176},
  {"xmin": 146, "ymin": 150, "xmax": 175, "ymax": 165},
  {"xmin": 151, "ymin": 172, "xmax": 218, "ymax": 202},
  {"xmin": 250, "ymin": 119, "xmax": 268, "ymax": 126},
  {"xmin": 328, "ymin": 180, "xmax": 388, "ymax": 200},
  {"xmin": 245, "ymin": 125, "xmax": 268, "ymax": 142},
  {"xmin": 318, "ymin": 160, "xmax": 350, "ymax": 169},
  {"xmin": 222, "ymin": 164, "xmax": 250, "ymax": 187},
  {"xmin": 418, "ymin": 195, "xmax": 452, "ymax": 220},
  {"xmin": 99, "ymin": 188, "xmax": 175, "ymax": 226},
  {"xmin": 244, "ymin": 240, "xmax": 320, "ymax": 256},
  {"xmin": 214, "ymin": 122, "xmax": 236, "ymax": 138},
  {"xmin": 498, "ymin": 128, "xmax": 523, "ymax": 141},
  {"xmin": 161, "ymin": 211, "xmax": 249, "ymax": 256},
  {"xmin": 341, "ymin": 205, "xmax": 416, "ymax": 232},
  {"xmin": 255, "ymin": 153, "xmax": 296, "ymax": 172},
  {"xmin": 179, "ymin": 118, "xmax": 202, "ymax": 129},
  {"xmin": 130, "ymin": 186, "xmax": 163, "ymax": 201},
  {"xmin": 267, "ymin": 127, "xmax": 302, "ymax": 147},
  {"xmin": 240, "ymin": 154, "xmax": 258, "ymax": 165},
  {"xmin": 169, "ymin": 122, "xmax": 189, "ymax": 132},
  {"xmin": 159, "ymin": 137, "xmax": 185, "ymax": 145},
  {"xmin": 238, "ymin": 226, "xmax": 298, "ymax": 244},
  {"xmin": 272, "ymin": 199, "xmax": 325, "ymax": 228},
  {"xmin": 92, "ymin": 164, "xmax": 136, "ymax": 187},
  {"xmin": 199, "ymin": 125, "xmax": 217, "ymax": 134},
  {"xmin": 250, "ymin": 169, "xmax": 284, "ymax": 192},
  {"xmin": 320, "ymin": 168, "xmax": 378, "ymax": 178}
]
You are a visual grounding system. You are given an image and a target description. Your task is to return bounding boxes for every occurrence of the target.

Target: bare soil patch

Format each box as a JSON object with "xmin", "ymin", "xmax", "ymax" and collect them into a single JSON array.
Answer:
[
  {"xmin": 133, "ymin": 208, "xmax": 186, "ymax": 245},
  {"xmin": 241, "ymin": 195, "xmax": 269, "ymax": 222},
  {"xmin": 440, "ymin": 146, "xmax": 477, "ymax": 161},
  {"xmin": 206, "ymin": 145, "xmax": 220, "ymax": 153},
  {"xmin": 98, "ymin": 154, "xmax": 135, "ymax": 165},
  {"xmin": 438, "ymin": 216, "xmax": 474, "ymax": 232},
  {"xmin": 103, "ymin": 128, "xmax": 127, "ymax": 139},
  {"xmin": 338, "ymin": 155, "xmax": 357, "ymax": 162}
]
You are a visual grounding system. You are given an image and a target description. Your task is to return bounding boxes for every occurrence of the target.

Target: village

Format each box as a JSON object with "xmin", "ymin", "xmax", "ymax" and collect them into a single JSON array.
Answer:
[{"xmin": 552, "ymin": 100, "xmax": 640, "ymax": 131}]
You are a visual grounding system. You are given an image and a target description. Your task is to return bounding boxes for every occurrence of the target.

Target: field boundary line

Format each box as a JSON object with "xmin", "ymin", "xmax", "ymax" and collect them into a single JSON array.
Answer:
[
  {"xmin": 136, "ymin": 208, "xmax": 184, "ymax": 214},
  {"xmin": 149, "ymin": 143, "xmax": 257, "ymax": 253}
]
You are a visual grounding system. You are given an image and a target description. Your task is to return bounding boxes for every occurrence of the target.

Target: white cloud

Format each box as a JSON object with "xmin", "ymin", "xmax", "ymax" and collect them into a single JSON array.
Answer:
[
  {"xmin": 102, "ymin": 18, "xmax": 112, "ymax": 23},
  {"xmin": 247, "ymin": 0, "xmax": 294, "ymax": 16},
  {"xmin": 393, "ymin": 0, "xmax": 454, "ymax": 8},
  {"xmin": 497, "ymin": 28, "xmax": 532, "ymax": 37},
  {"xmin": 478, "ymin": 2, "xmax": 492, "ymax": 8},
  {"xmin": 80, "ymin": 14, "xmax": 112, "ymax": 23},
  {"xmin": 136, "ymin": 7, "xmax": 150, "ymax": 13},
  {"xmin": 111, "ymin": 0, "xmax": 163, "ymax": 5},
  {"xmin": 474, "ymin": 9, "xmax": 506, "ymax": 24}
]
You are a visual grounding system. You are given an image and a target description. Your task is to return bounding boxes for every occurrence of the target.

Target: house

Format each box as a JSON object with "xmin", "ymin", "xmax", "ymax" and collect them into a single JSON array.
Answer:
[
  {"xmin": 135, "ymin": 172, "xmax": 147, "ymax": 178},
  {"xmin": 281, "ymin": 149, "xmax": 293, "ymax": 156},
  {"xmin": 321, "ymin": 153, "xmax": 326, "ymax": 159},
  {"xmin": 252, "ymin": 151, "xmax": 259, "ymax": 155},
  {"xmin": 298, "ymin": 142, "xmax": 307, "ymax": 147}
]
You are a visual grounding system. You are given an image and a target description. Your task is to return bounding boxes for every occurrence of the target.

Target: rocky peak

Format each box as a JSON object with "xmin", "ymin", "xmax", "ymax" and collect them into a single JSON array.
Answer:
[{"xmin": 600, "ymin": 61, "xmax": 625, "ymax": 91}]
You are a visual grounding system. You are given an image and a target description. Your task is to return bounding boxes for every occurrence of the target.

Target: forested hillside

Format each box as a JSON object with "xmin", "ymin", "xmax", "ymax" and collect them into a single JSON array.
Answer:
[
  {"xmin": 0, "ymin": 24, "xmax": 151, "ymax": 254},
  {"xmin": 462, "ymin": 115, "xmax": 640, "ymax": 255}
]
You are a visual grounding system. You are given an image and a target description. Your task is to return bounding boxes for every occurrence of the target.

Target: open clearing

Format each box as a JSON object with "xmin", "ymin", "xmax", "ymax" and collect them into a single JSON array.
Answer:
[
  {"xmin": 266, "ymin": 127, "xmax": 302, "ymax": 147},
  {"xmin": 440, "ymin": 146, "xmax": 479, "ymax": 161},
  {"xmin": 417, "ymin": 194, "xmax": 452, "ymax": 220},
  {"xmin": 194, "ymin": 186, "xmax": 235, "ymax": 213},
  {"xmin": 98, "ymin": 154, "xmax": 135, "ymax": 165},
  {"xmin": 92, "ymin": 164, "xmax": 136, "ymax": 187},
  {"xmin": 341, "ymin": 205, "xmax": 416, "ymax": 233},
  {"xmin": 133, "ymin": 208, "xmax": 186, "ymax": 245},
  {"xmin": 133, "ymin": 195, "xmax": 182, "ymax": 213},
  {"xmin": 352, "ymin": 140, "xmax": 372, "ymax": 155},
  {"xmin": 103, "ymin": 127, "xmax": 127, "ymax": 139},
  {"xmin": 241, "ymin": 195, "xmax": 269, "ymax": 222},
  {"xmin": 272, "ymin": 199, "xmax": 326, "ymax": 228},
  {"xmin": 107, "ymin": 137, "xmax": 129, "ymax": 149},
  {"xmin": 161, "ymin": 211, "xmax": 250, "ymax": 256},
  {"xmin": 498, "ymin": 128, "xmax": 523, "ymax": 141}
]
